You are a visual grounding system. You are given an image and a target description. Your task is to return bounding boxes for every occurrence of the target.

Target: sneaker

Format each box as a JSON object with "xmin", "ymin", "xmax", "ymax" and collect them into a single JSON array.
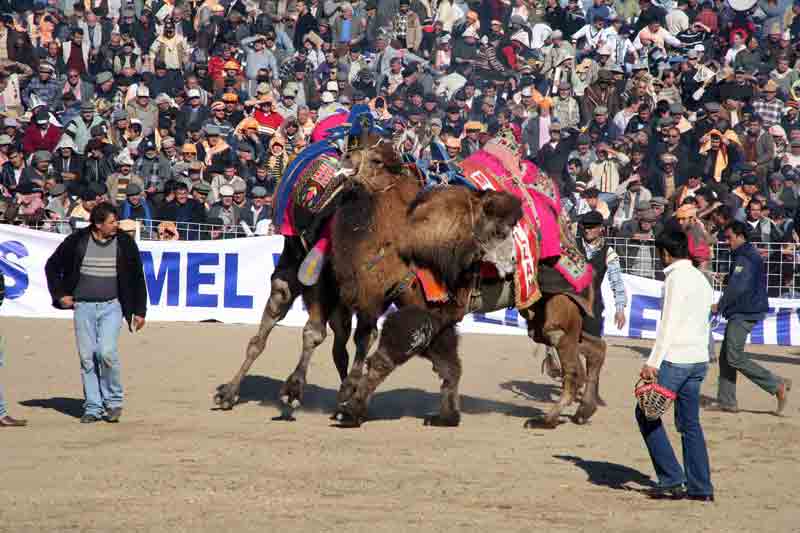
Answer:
[
  {"xmin": 0, "ymin": 415, "xmax": 28, "ymax": 427},
  {"xmin": 646, "ymin": 486, "xmax": 687, "ymax": 500},
  {"xmin": 80, "ymin": 414, "xmax": 102, "ymax": 424},
  {"xmin": 105, "ymin": 407, "xmax": 123, "ymax": 423}
]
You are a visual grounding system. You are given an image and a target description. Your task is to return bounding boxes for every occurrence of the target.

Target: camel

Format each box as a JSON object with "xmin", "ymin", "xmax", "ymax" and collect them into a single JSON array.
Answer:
[
  {"xmin": 214, "ymin": 124, "xmax": 605, "ymax": 429},
  {"xmin": 328, "ymin": 150, "xmax": 606, "ymax": 429},
  {"xmin": 212, "ymin": 123, "xmax": 393, "ymax": 412}
]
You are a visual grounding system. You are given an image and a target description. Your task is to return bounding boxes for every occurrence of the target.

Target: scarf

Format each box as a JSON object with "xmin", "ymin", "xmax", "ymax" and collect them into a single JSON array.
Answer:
[{"xmin": 699, "ymin": 129, "xmax": 740, "ymax": 182}]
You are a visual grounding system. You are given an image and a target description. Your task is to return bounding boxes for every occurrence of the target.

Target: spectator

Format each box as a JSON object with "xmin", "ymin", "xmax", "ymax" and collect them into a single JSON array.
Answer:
[
  {"xmin": 208, "ymin": 183, "xmax": 242, "ymax": 229},
  {"xmin": 710, "ymin": 221, "xmax": 791, "ymax": 415},
  {"xmin": 45, "ymin": 202, "xmax": 147, "ymax": 424},
  {"xmin": 22, "ymin": 109, "xmax": 61, "ymax": 154},
  {"xmin": 637, "ymin": 229, "xmax": 714, "ymax": 502},
  {"xmin": 744, "ymin": 199, "xmax": 782, "ymax": 243},
  {"xmin": 158, "ymin": 181, "xmax": 207, "ymax": 240},
  {"xmin": 613, "ymin": 174, "xmax": 653, "ymax": 230}
]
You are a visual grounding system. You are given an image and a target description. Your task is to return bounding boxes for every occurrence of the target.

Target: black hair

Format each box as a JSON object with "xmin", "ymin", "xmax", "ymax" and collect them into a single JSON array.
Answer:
[
  {"xmin": 725, "ymin": 220, "xmax": 751, "ymax": 241},
  {"xmin": 714, "ymin": 204, "xmax": 732, "ymax": 221},
  {"xmin": 748, "ymin": 198, "xmax": 763, "ymax": 210},
  {"xmin": 90, "ymin": 202, "xmax": 117, "ymax": 227},
  {"xmin": 695, "ymin": 187, "xmax": 716, "ymax": 203},
  {"xmin": 654, "ymin": 228, "xmax": 689, "ymax": 259}
]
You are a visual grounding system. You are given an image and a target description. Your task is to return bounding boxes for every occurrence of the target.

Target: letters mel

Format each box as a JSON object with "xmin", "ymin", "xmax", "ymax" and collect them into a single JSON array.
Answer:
[{"xmin": 140, "ymin": 251, "xmax": 253, "ymax": 309}]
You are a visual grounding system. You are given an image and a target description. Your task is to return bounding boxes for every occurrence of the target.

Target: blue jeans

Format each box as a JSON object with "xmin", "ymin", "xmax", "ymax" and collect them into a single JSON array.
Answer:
[
  {"xmin": 0, "ymin": 336, "xmax": 6, "ymax": 418},
  {"xmin": 636, "ymin": 361, "xmax": 713, "ymax": 497},
  {"xmin": 73, "ymin": 300, "xmax": 124, "ymax": 417}
]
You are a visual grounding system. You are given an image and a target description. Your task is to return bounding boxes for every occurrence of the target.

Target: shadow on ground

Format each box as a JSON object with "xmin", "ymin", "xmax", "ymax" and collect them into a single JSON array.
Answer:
[
  {"xmin": 230, "ymin": 375, "xmax": 545, "ymax": 421},
  {"xmin": 554, "ymin": 454, "xmax": 654, "ymax": 490},
  {"xmin": 499, "ymin": 380, "xmax": 559, "ymax": 403},
  {"xmin": 20, "ymin": 397, "xmax": 84, "ymax": 419}
]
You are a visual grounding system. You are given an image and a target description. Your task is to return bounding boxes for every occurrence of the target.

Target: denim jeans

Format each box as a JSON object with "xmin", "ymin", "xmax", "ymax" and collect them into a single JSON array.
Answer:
[
  {"xmin": 636, "ymin": 361, "xmax": 713, "ymax": 497},
  {"xmin": 718, "ymin": 319, "xmax": 780, "ymax": 408},
  {"xmin": 73, "ymin": 300, "xmax": 124, "ymax": 417},
  {"xmin": 0, "ymin": 335, "xmax": 6, "ymax": 418}
]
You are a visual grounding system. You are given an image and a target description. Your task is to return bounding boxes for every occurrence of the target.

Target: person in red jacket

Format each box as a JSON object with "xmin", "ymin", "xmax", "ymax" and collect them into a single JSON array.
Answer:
[
  {"xmin": 253, "ymin": 94, "xmax": 284, "ymax": 136},
  {"xmin": 22, "ymin": 110, "xmax": 62, "ymax": 154}
]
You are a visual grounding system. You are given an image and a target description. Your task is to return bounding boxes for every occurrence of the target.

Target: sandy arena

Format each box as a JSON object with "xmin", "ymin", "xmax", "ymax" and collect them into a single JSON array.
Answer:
[{"xmin": 0, "ymin": 317, "xmax": 797, "ymax": 533}]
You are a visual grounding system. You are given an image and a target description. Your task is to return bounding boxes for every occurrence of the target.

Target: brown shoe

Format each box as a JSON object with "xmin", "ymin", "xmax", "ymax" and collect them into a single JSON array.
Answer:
[
  {"xmin": 776, "ymin": 379, "xmax": 792, "ymax": 416},
  {"xmin": 0, "ymin": 415, "xmax": 28, "ymax": 427}
]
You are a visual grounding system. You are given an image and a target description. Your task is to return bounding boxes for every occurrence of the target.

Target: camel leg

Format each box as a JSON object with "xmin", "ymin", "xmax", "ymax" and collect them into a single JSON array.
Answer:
[
  {"xmin": 279, "ymin": 288, "xmax": 331, "ymax": 408},
  {"xmin": 574, "ymin": 334, "xmax": 607, "ymax": 424},
  {"xmin": 423, "ymin": 326, "xmax": 462, "ymax": 427},
  {"xmin": 336, "ymin": 313, "xmax": 378, "ymax": 406},
  {"xmin": 329, "ymin": 306, "xmax": 352, "ymax": 382},
  {"xmin": 335, "ymin": 306, "xmax": 438, "ymax": 427},
  {"xmin": 214, "ymin": 276, "xmax": 297, "ymax": 410},
  {"xmin": 527, "ymin": 295, "xmax": 584, "ymax": 428}
]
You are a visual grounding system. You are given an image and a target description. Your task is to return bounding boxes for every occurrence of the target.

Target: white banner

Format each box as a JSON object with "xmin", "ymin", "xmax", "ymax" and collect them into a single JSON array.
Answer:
[
  {"xmin": 601, "ymin": 274, "xmax": 800, "ymax": 347},
  {"xmin": 2, "ymin": 225, "xmax": 799, "ymax": 345}
]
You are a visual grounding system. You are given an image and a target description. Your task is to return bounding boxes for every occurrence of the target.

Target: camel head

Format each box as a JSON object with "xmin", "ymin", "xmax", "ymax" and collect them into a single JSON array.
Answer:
[
  {"xmin": 338, "ymin": 131, "xmax": 403, "ymax": 184},
  {"xmin": 473, "ymin": 191, "xmax": 524, "ymax": 277}
]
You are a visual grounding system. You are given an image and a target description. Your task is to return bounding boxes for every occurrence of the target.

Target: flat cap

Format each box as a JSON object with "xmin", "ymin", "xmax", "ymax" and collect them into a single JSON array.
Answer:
[{"xmin": 580, "ymin": 210, "xmax": 604, "ymax": 227}]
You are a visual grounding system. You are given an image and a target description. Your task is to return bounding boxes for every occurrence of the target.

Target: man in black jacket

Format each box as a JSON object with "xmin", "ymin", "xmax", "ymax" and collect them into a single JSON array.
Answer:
[{"xmin": 45, "ymin": 203, "xmax": 147, "ymax": 424}]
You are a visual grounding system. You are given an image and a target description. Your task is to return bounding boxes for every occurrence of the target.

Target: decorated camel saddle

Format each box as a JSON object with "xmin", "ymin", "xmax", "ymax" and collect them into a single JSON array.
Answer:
[
  {"xmin": 456, "ymin": 135, "xmax": 593, "ymax": 310},
  {"xmin": 272, "ymin": 106, "xmax": 385, "ymax": 284}
]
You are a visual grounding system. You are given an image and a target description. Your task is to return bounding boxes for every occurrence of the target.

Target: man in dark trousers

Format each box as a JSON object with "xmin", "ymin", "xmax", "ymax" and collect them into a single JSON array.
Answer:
[
  {"xmin": 0, "ymin": 272, "xmax": 27, "ymax": 427},
  {"xmin": 710, "ymin": 221, "xmax": 791, "ymax": 415},
  {"xmin": 45, "ymin": 203, "xmax": 148, "ymax": 424}
]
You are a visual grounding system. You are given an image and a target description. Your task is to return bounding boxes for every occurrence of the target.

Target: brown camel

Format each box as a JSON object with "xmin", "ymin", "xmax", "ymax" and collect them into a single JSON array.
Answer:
[
  {"xmin": 212, "ymin": 128, "xmax": 393, "ymax": 412},
  {"xmin": 329, "ymin": 163, "xmax": 606, "ymax": 429}
]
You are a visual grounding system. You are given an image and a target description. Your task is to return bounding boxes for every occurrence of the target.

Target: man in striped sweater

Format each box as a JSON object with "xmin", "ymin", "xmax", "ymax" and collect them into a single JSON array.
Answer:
[{"xmin": 45, "ymin": 203, "xmax": 147, "ymax": 424}]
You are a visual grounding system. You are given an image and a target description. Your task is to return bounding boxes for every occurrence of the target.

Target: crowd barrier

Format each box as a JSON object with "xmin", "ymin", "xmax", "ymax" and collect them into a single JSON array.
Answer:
[
  {"xmin": 2, "ymin": 224, "xmax": 800, "ymax": 345},
  {"xmin": 16, "ymin": 218, "xmax": 800, "ymax": 294}
]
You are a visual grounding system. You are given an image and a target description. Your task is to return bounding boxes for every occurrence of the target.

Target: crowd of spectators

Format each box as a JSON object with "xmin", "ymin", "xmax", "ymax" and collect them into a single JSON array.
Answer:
[{"xmin": 1, "ymin": 0, "xmax": 800, "ymax": 288}]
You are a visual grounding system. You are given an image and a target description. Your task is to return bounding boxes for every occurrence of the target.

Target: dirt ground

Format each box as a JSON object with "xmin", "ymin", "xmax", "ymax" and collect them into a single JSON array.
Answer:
[{"xmin": 0, "ymin": 318, "xmax": 797, "ymax": 533}]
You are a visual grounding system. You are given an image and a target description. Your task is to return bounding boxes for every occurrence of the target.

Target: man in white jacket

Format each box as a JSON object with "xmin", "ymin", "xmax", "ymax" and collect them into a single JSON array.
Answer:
[{"xmin": 637, "ymin": 228, "xmax": 714, "ymax": 502}]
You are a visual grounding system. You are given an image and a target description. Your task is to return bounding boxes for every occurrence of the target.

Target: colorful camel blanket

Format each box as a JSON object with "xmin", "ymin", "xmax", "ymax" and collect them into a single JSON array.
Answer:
[
  {"xmin": 273, "ymin": 139, "xmax": 340, "ymax": 238},
  {"xmin": 459, "ymin": 146, "xmax": 592, "ymax": 309}
]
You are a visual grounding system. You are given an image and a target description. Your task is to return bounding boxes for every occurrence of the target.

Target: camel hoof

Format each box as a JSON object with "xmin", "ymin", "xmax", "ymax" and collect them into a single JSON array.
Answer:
[
  {"xmin": 572, "ymin": 413, "xmax": 591, "ymax": 425},
  {"xmin": 214, "ymin": 384, "xmax": 239, "ymax": 410},
  {"xmin": 333, "ymin": 410, "xmax": 363, "ymax": 428},
  {"xmin": 336, "ymin": 373, "xmax": 361, "ymax": 405},
  {"xmin": 423, "ymin": 412, "xmax": 461, "ymax": 427},
  {"xmin": 574, "ymin": 403, "xmax": 597, "ymax": 424},
  {"xmin": 280, "ymin": 375, "xmax": 305, "ymax": 408}
]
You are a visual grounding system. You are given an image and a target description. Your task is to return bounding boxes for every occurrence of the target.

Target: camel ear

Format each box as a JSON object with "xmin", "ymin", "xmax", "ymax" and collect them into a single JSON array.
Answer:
[{"xmin": 479, "ymin": 191, "xmax": 523, "ymax": 227}]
